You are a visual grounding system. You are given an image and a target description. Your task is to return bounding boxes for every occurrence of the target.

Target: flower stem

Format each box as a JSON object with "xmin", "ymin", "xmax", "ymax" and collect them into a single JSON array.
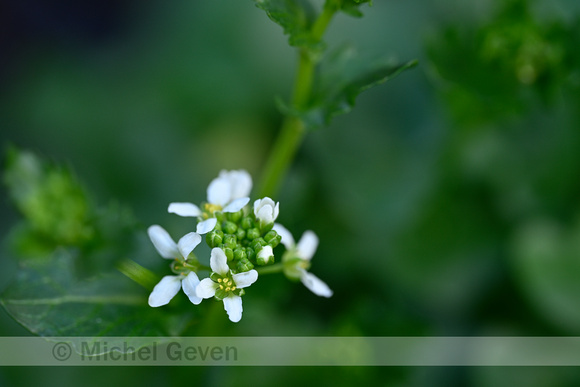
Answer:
[
  {"xmin": 257, "ymin": 2, "xmax": 338, "ymax": 199},
  {"xmin": 116, "ymin": 259, "xmax": 159, "ymax": 290},
  {"xmin": 256, "ymin": 263, "xmax": 285, "ymax": 275}
]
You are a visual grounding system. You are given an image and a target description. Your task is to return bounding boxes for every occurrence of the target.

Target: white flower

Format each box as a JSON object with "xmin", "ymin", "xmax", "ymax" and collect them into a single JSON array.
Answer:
[
  {"xmin": 147, "ymin": 225, "xmax": 203, "ymax": 307},
  {"xmin": 273, "ymin": 224, "xmax": 333, "ymax": 298},
  {"xmin": 254, "ymin": 197, "xmax": 279, "ymax": 225},
  {"xmin": 196, "ymin": 248, "xmax": 258, "ymax": 323},
  {"xmin": 168, "ymin": 170, "xmax": 252, "ymax": 234}
]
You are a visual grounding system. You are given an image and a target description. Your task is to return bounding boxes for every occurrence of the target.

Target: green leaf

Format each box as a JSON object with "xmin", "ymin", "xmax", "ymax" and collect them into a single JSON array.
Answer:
[
  {"xmin": 0, "ymin": 249, "xmax": 171, "ymax": 336},
  {"xmin": 296, "ymin": 44, "xmax": 417, "ymax": 129},
  {"xmin": 3, "ymin": 147, "xmax": 95, "ymax": 252},
  {"xmin": 1, "ymin": 149, "xmax": 200, "ymax": 336},
  {"xmin": 253, "ymin": 0, "xmax": 319, "ymax": 50},
  {"xmin": 426, "ymin": 0, "xmax": 576, "ymax": 126},
  {"xmin": 337, "ymin": 0, "xmax": 373, "ymax": 18}
]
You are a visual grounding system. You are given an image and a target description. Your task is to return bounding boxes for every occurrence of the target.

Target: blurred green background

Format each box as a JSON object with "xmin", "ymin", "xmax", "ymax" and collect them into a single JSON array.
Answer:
[{"xmin": 2, "ymin": 0, "xmax": 580, "ymax": 385}]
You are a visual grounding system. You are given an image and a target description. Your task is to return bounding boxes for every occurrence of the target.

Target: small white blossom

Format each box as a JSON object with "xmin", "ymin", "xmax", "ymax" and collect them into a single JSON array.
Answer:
[
  {"xmin": 273, "ymin": 224, "xmax": 333, "ymax": 298},
  {"xmin": 196, "ymin": 248, "xmax": 258, "ymax": 322},
  {"xmin": 254, "ymin": 197, "xmax": 279, "ymax": 225},
  {"xmin": 147, "ymin": 225, "xmax": 203, "ymax": 307},
  {"xmin": 168, "ymin": 170, "xmax": 252, "ymax": 234}
]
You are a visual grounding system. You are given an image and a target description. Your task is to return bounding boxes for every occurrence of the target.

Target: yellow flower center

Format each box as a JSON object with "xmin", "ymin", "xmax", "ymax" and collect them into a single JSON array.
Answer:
[{"xmin": 204, "ymin": 203, "xmax": 223, "ymax": 216}]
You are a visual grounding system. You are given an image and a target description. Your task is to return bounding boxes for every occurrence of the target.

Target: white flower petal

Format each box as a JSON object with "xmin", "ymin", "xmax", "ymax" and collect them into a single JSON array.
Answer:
[
  {"xmin": 210, "ymin": 247, "xmax": 230, "ymax": 276},
  {"xmin": 207, "ymin": 176, "xmax": 231, "ymax": 206},
  {"xmin": 196, "ymin": 278, "xmax": 218, "ymax": 299},
  {"xmin": 182, "ymin": 272, "xmax": 202, "ymax": 305},
  {"xmin": 296, "ymin": 231, "xmax": 319, "ymax": 261},
  {"xmin": 232, "ymin": 269, "xmax": 258, "ymax": 289},
  {"xmin": 224, "ymin": 170, "xmax": 252, "ymax": 200},
  {"xmin": 254, "ymin": 197, "xmax": 279, "ymax": 224},
  {"xmin": 299, "ymin": 269, "xmax": 333, "ymax": 298},
  {"xmin": 147, "ymin": 225, "xmax": 179, "ymax": 259},
  {"xmin": 196, "ymin": 218, "xmax": 217, "ymax": 234},
  {"xmin": 222, "ymin": 197, "xmax": 250, "ymax": 213},
  {"xmin": 168, "ymin": 202, "xmax": 201, "ymax": 217},
  {"xmin": 223, "ymin": 295, "xmax": 243, "ymax": 323},
  {"xmin": 177, "ymin": 232, "xmax": 201, "ymax": 259},
  {"xmin": 256, "ymin": 205, "xmax": 274, "ymax": 224},
  {"xmin": 148, "ymin": 276, "xmax": 182, "ymax": 307},
  {"xmin": 273, "ymin": 223, "xmax": 295, "ymax": 249}
]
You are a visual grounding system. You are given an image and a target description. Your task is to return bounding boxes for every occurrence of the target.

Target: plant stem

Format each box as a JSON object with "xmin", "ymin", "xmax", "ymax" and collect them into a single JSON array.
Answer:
[
  {"xmin": 257, "ymin": 3, "xmax": 337, "ymax": 199},
  {"xmin": 116, "ymin": 259, "xmax": 159, "ymax": 290},
  {"xmin": 256, "ymin": 263, "xmax": 285, "ymax": 275}
]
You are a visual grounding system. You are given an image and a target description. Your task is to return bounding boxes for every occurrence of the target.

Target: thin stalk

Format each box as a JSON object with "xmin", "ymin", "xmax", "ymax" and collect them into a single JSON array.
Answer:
[
  {"xmin": 256, "ymin": 263, "xmax": 285, "ymax": 275},
  {"xmin": 116, "ymin": 259, "xmax": 159, "ymax": 290},
  {"xmin": 257, "ymin": 2, "xmax": 338, "ymax": 199}
]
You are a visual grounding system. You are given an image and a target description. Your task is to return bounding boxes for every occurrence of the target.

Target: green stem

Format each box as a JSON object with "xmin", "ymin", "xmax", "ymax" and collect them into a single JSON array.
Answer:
[
  {"xmin": 116, "ymin": 259, "xmax": 159, "ymax": 290},
  {"xmin": 257, "ymin": 2, "xmax": 338, "ymax": 199},
  {"xmin": 257, "ymin": 116, "xmax": 305, "ymax": 199},
  {"xmin": 256, "ymin": 263, "xmax": 285, "ymax": 275}
]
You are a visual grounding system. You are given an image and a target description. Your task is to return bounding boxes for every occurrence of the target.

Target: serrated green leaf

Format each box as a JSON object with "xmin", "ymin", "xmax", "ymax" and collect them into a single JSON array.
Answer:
[
  {"xmin": 0, "ymin": 249, "xmax": 166, "ymax": 336},
  {"xmin": 338, "ymin": 0, "xmax": 373, "ymax": 18},
  {"xmin": 1, "ymin": 149, "xmax": 200, "ymax": 336},
  {"xmin": 300, "ymin": 44, "xmax": 417, "ymax": 129},
  {"xmin": 253, "ymin": 0, "xmax": 319, "ymax": 49},
  {"xmin": 0, "ymin": 247, "xmax": 198, "ymax": 336}
]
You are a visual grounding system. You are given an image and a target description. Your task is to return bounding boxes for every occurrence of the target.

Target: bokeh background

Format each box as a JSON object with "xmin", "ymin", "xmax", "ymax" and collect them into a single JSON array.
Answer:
[{"xmin": 2, "ymin": 0, "xmax": 580, "ymax": 385}]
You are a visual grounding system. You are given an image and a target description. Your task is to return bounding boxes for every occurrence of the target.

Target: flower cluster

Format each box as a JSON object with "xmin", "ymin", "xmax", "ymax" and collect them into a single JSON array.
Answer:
[{"xmin": 147, "ymin": 170, "xmax": 332, "ymax": 322}]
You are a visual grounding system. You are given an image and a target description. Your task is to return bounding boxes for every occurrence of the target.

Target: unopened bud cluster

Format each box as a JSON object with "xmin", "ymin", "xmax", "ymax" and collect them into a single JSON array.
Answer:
[{"xmin": 205, "ymin": 209, "xmax": 281, "ymax": 272}]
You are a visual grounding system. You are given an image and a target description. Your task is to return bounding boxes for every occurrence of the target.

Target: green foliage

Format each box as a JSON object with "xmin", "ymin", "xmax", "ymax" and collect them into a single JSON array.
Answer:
[
  {"xmin": 1, "ymin": 149, "xmax": 185, "ymax": 336},
  {"xmin": 427, "ymin": 0, "xmax": 580, "ymax": 126},
  {"xmin": 336, "ymin": 0, "xmax": 373, "ymax": 18},
  {"xmin": 0, "ymin": 249, "xmax": 167, "ymax": 336},
  {"xmin": 256, "ymin": 0, "xmax": 416, "ymax": 130},
  {"xmin": 253, "ymin": 0, "xmax": 318, "ymax": 49},
  {"xmin": 306, "ymin": 46, "xmax": 417, "ymax": 129},
  {"xmin": 278, "ymin": 47, "xmax": 417, "ymax": 129},
  {"xmin": 253, "ymin": 0, "xmax": 374, "ymax": 47},
  {"xmin": 3, "ymin": 148, "xmax": 94, "ymax": 255}
]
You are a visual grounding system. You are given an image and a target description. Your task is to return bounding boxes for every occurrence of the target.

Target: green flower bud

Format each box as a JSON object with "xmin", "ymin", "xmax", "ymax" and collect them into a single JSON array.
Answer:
[
  {"xmin": 269, "ymin": 234, "xmax": 282, "ymax": 248},
  {"xmin": 223, "ymin": 234, "xmax": 237, "ymax": 249},
  {"xmin": 227, "ymin": 209, "xmax": 243, "ymax": 223},
  {"xmin": 235, "ymin": 228, "xmax": 246, "ymax": 241},
  {"xmin": 205, "ymin": 230, "xmax": 224, "ymax": 248},
  {"xmin": 246, "ymin": 246, "xmax": 256, "ymax": 260},
  {"xmin": 263, "ymin": 230, "xmax": 277, "ymax": 243},
  {"xmin": 251, "ymin": 238, "xmax": 266, "ymax": 253},
  {"xmin": 240, "ymin": 216, "xmax": 254, "ymax": 230},
  {"xmin": 247, "ymin": 227, "xmax": 260, "ymax": 240},
  {"xmin": 233, "ymin": 247, "xmax": 247, "ymax": 262},
  {"xmin": 223, "ymin": 247, "xmax": 234, "ymax": 262},
  {"xmin": 223, "ymin": 221, "xmax": 238, "ymax": 234},
  {"xmin": 236, "ymin": 258, "xmax": 254, "ymax": 272}
]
